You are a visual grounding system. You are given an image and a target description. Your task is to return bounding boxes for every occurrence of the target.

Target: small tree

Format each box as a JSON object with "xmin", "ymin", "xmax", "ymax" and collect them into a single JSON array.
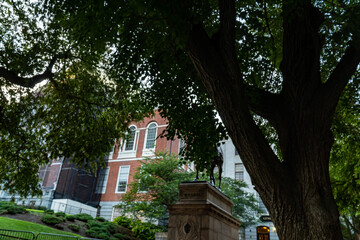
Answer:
[{"xmin": 118, "ymin": 152, "xmax": 261, "ymax": 227}]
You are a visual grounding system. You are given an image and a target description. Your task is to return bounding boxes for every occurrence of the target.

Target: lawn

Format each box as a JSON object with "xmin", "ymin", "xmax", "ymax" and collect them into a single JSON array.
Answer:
[{"xmin": 0, "ymin": 217, "xmax": 80, "ymax": 237}]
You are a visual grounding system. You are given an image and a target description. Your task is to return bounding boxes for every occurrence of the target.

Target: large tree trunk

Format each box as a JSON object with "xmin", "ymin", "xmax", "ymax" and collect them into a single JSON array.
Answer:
[
  {"xmin": 183, "ymin": 0, "xmax": 355, "ymax": 239},
  {"xmin": 183, "ymin": 0, "xmax": 360, "ymax": 238}
]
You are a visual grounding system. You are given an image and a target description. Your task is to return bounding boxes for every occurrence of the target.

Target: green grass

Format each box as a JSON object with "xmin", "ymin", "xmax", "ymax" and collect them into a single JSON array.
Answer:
[
  {"xmin": 26, "ymin": 209, "xmax": 44, "ymax": 214},
  {"xmin": 0, "ymin": 217, "xmax": 80, "ymax": 237}
]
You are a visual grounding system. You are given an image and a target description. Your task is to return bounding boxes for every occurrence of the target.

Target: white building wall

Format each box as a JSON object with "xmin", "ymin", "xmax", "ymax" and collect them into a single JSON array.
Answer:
[{"xmin": 221, "ymin": 138, "xmax": 279, "ymax": 240}]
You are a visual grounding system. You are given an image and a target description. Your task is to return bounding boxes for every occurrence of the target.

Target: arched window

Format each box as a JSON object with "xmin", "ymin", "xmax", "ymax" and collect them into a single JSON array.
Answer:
[
  {"xmin": 125, "ymin": 126, "xmax": 136, "ymax": 151},
  {"xmin": 145, "ymin": 122, "xmax": 157, "ymax": 149}
]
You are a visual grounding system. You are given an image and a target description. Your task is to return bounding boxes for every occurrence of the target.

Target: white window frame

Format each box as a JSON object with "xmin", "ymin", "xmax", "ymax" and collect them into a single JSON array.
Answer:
[
  {"xmin": 95, "ymin": 167, "xmax": 110, "ymax": 194},
  {"xmin": 142, "ymin": 122, "xmax": 158, "ymax": 156},
  {"xmin": 235, "ymin": 163, "xmax": 244, "ymax": 181},
  {"xmin": 115, "ymin": 165, "xmax": 130, "ymax": 193},
  {"xmin": 118, "ymin": 125, "xmax": 138, "ymax": 159}
]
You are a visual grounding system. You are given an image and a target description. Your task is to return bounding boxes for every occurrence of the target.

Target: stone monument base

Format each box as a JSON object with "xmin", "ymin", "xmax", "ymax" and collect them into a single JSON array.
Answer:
[{"xmin": 168, "ymin": 181, "xmax": 241, "ymax": 240}]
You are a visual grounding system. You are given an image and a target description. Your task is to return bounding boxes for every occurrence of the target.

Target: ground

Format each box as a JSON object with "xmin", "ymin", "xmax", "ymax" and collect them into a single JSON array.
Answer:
[{"xmin": 2, "ymin": 212, "xmax": 91, "ymax": 237}]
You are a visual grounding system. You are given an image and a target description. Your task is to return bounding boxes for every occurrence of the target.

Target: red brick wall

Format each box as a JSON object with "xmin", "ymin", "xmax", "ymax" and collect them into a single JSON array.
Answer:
[{"xmin": 100, "ymin": 110, "xmax": 180, "ymax": 202}]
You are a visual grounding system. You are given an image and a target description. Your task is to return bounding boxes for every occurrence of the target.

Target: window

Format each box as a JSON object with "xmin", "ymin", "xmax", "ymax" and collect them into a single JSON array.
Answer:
[
  {"xmin": 235, "ymin": 163, "xmax": 244, "ymax": 181},
  {"xmin": 116, "ymin": 166, "xmax": 130, "ymax": 193},
  {"xmin": 145, "ymin": 123, "xmax": 157, "ymax": 149},
  {"xmin": 95, "ymin": 167, "xmax": 110, "ymax": 194},
  {"xmin": 125, "ymin": 126, "xmax": 136, "ymax": 151}
]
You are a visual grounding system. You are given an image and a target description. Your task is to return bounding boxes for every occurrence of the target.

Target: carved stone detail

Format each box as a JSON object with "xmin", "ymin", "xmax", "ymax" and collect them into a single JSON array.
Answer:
[{"xmin": 177, "ymin": 216, "xmax": 200, "ymax": 240}]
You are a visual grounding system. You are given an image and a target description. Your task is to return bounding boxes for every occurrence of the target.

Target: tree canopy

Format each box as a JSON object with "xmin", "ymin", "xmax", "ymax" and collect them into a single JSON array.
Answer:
[{"xmin": 1, "ymin": 0, "xmax": 360, "ymax": 239}]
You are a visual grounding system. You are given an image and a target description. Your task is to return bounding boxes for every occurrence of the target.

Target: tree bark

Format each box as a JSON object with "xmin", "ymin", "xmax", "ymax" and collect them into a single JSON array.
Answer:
[{"xmin": 183, "ymin": 0, "xmax": 360, "ymax": 239}]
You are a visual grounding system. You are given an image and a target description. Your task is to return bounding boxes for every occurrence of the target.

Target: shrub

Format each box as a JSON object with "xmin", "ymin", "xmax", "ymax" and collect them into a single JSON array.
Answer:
[
  {"xmin": 113, "ymin": 216, "xmax": 132, "ymax": 228},
  {"xmin": 85, "ymin": 229, "xmax": 97, "ymax": 238},
  {"xmin": 5, "ymin": 205, "xmax": 27, "ymax": 214},
  {"xmin": 105, "ymin": 222, "xmax": 117, "ymax": 234},
  {"xmin": 113, "ymin": 216, "xmax": 162, "ymax": 240},
  {"xmin": 44, "ymin": 209, "xmax": 54, "ymax": 214},
  {"xmin": 69, "ymin": 224, "xmax": 80, "ymax": 232},
  {"xmin": 41, "ymin": 214, "xmax": 63, "ymax": 225},
  {"xmin": 66, "ymin": 215, "xmax": 76, "ymax": 221},
  {"xmin": 96, "ymin": 216, "xmax": 106, "ymax": 222},
  {"xmin": 87, "ymin": 219, "xmax": 102, "ymax": 228},
  {"xmin": 98, "ymin": 232, "xmax": 111, "ymax": 240},
  {"xmin": 55, "ymin": 212, "xmax": 66, "ymax": 217},
  {"xmin": 74, "ymin": 213, "xmax": 93, "ymax": 222},
  {"xmin": 113, "ymin": 233, "xmax": 126, "ymax": 239},
  {"xmin": 36, "ymin": 206, "xmax": 47, "ymax": 211},
  {"xmin": 86, "ymin": 226, "xmax": 110, "ymax": 239}
]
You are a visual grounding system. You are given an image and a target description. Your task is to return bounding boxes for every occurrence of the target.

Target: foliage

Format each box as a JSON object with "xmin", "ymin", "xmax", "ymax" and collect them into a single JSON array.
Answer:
[
  {"xmin": 113, "ymin": 233, "xmax": 126, "ymax": 239},
  {"xmin": 96, "ymin": 216, "xmax": 106, "ymax": 222},
  {"xmin": 119, "ymin": 152, "xmax": 260, "ymax": 227},
  {"xmin": 72, "ymin": 213, "xmax": 93, "ymax": 222},
  {"xmin": 85, "ymin": 218, "xmax": 127, "ymax": 239},
  {"xmin": 118, "ymin": 152, "xmax": 195, "ymax": 222},
  {"xmin": 68, "ymin": 223, "xmax": 80, "ymax": 232},
  {"xmin": 330, "ymin": 80, "xmax": 360, "ymax": 239},
  {"xmin": 65, "ymin": 215, "xmax": 76, "ymax": 222},
  {"xmin": 44, "ymin": 209, "xmax": 54, "ymax": 215},
  {"xmin": 221, "ymin": 177, "xmax": 263, "ymax": 227},
  {"xmin": 0, "ymin": 202, "xmax": 27, "ymax": 214},
  {"xmin": 113, "ymin": 216, "xmax": 163, "ymax": 240},
  {"xmin": 55, "ymin": 212, "xmax": 66, "ymax": 217},
  {"xmin": 41, "ymin": 214, "xmax": 64, "ymax": 225}
]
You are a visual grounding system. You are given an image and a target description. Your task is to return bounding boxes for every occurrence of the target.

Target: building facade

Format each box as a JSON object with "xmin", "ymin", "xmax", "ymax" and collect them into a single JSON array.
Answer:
[
  {"xmin": 96, "ymin": 110, "xmax": 181, "ymax": 220},
  {"xmin": 221, "ymin": 138, "xmax": 279, "ymax": 240}
]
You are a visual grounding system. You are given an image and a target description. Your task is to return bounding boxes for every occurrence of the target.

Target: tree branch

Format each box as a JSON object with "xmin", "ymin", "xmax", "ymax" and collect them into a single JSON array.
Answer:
[
  {"xmin": 321, "ymin": 42, "xmax": 360, "ymax": 109},
  {"xmin": 281, "ymin": 2, "xmax": 324, "ymax": 100},
  {"xmin": 186, "ymin": 22, "xmax": 285, "ymax": 199},
  {"xmin": 245, "ymin": 85, "xmax": 282, "ymax": 122},
  {"xmin": 0, "ymin": 54, "xmax": 68, "ymax": 88}
]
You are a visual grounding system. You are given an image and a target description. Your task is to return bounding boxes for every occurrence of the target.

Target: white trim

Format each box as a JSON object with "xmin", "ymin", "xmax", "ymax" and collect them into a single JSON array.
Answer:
[
  {"xmin": 107, "ymin": 156, "xmax": 158, "ymax": 163},
  {"xmin": 137, "ymin": 124, "xmax": 167, "ymax": 130},
  {"xmin": 95, "ymin": 167, "xmax": 110, "ymax": 194},
  {"xmin": 142, "ymin": 122, "xmax": 158, "ymax": 156},
  {"xmin": 115, "ymin": 165, "xmax": 130, "ymax": 193},
  {"xmin": 118, "ymin": 125, "xmax": 138, "ymax": 159}
]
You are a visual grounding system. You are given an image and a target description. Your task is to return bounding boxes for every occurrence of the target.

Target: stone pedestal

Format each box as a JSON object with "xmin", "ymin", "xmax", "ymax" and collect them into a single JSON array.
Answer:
[{"xmin": 168, "ymin": 181, "xmax": 241, "ymax": 240}]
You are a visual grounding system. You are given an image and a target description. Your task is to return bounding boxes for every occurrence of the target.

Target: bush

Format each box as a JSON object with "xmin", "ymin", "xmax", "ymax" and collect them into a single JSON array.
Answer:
[
  {"xmin": 113, "ymin": 216, "xmax": 162, "ymax": 240},
  {"xmin": 41, "ymin": 214, "xmax": 63, "ymax": 225},
  {"xmin": 86, "ymin": 226, "xmax": 110, "ymax": 239},
  {"xmin": 69, "ymin": 224, "xmax": 80, "ymax": 232},
  {"xmin": 66, "ymin": 215, "xmax": 76, "ymax": 221},
  {"xmin": 98, "ymin": 232, "xmax": 111, "ymax": 240},
  {"xmin": 36, "ymin": 206, "xmax": 47, "ymax": 211},
  {"xmin": 87, "ymin": 219, "xmax": 102, "ymax": 228},
  {"xmin": 73, "ymin": 213, "xmax": 93, "ymax": 222},
  {"xmin": 55, "ymin": 212, "xmax": 66, "ymax": 217},
  {"xmin": 113, "ymin": 216, "xmax": 132, "ymax": 228},
  {"xmin": 113, "ymin": 233, "xmax": 126, "ymax": 239},
  {"xmin": 96, "ymin": 216, "xmax": 106, "ymax": 222},
  {"xmin": 105, "ymin": 222, "xmax": 117, "ymax": 234},
  {"xmin": 85, "ymin": 229, "xmax": 97, "ymax": 238},
  {"xmin": 44, "ymin": 209, "xmax": 54, "ymax": 214},
  {"xmin": 5, "ymin": 205, "xmax": 27, "ymax": 214}
]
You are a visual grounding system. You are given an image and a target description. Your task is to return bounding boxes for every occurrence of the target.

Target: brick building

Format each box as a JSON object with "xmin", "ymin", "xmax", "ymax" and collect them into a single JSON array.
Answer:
[{"xmin": 96, "ymin": 110, "xmax": 181, "ymax": 220}]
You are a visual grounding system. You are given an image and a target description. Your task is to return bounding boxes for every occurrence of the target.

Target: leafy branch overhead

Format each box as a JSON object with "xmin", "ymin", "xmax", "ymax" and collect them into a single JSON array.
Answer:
[{"xmin": 1, "ymin": 1, "xmax": 360, "ymax": 238}]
